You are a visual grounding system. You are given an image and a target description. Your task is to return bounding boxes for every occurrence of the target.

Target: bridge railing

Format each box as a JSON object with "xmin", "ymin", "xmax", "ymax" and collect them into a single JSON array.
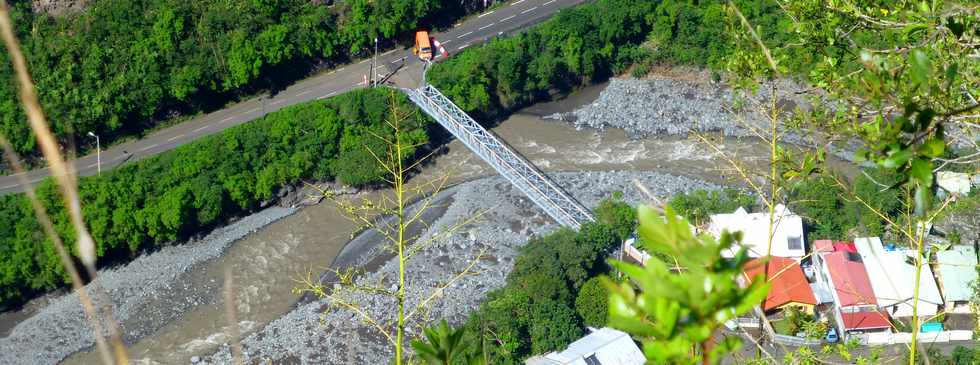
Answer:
[{"xmin": 404, "ymin": 84, "xmax": 594, "ymax": 229}]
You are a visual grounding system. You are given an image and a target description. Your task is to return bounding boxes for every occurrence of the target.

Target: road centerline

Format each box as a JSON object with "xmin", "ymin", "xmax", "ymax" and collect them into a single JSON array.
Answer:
[
  {"xmin": 457, "ymin": 31, "xmax": 473, "ymax": 39},
  {"xmin": 166, "ymin": 134, "xmax": 183, "ymax": 142},
  {"xmin": 521, "ymin": 6, "xmax": 538, "ymax": 14},
  {"xmin": 501, "ymin": 15, "xmax": 516, "ymax": 22},
  {"xmin": 139, "ymin": 144, "xmax": 158, "ymax": 152},
  {"xmin": 479, "ymin": 23, "xmax": 494, "ymax": 30}
]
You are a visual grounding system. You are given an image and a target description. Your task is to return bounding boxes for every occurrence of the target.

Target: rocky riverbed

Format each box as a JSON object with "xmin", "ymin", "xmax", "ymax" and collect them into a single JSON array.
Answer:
[
  {"xmin": 201, "ymin": 170, "xmax": 720, "ymax": 364},
  {"xmin": 548, "ymin": 77, "xmax": 866, "ymax": 161},
  {"xmin": 0, "ymin": 207, "xmax": 297, "ymax": 365}
]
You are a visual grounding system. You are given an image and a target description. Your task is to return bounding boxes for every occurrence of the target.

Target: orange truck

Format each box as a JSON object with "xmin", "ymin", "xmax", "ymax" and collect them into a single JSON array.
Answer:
[{"xmin": 415, "ymin": 30, "xmax": 433, "ymax": 61}]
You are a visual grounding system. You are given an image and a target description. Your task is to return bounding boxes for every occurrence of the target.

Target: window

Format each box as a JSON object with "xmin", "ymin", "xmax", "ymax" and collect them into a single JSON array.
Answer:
[
  {"xmin": 787, "ymin": 235, "xmax": 802, "ymax": 250},
  {"xmin": 584, "ymin": 354, "xmax": 602, "ymax": 365}
]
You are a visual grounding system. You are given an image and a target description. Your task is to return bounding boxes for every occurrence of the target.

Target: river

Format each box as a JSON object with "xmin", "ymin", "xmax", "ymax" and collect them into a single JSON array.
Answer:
[{"xmin": 11, "ymin": 78, "xmax": 849, "ymax": 364}]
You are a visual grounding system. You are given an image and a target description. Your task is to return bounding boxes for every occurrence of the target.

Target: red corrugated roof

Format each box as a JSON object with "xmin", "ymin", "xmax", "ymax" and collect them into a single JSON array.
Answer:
[
  {"xmin": 824, "ymin": 251, "xmax": 877, "ymax": 307},
  {"xmin": 814, "ymin": 240, "xmax": 855, "ymax": 253},
  {"xmin": 744, "ymin": 257, "xmax": 817, "ymax": 311},
  {"xmin": 841, "ymin": 311, "xmax": 891, "ymax": 330}
]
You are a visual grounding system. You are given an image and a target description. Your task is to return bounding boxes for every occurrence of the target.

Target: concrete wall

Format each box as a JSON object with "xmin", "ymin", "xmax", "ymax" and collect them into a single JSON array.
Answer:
[{"xmin": 855, "ymin": 330, "xmax": 973, "ymax": 345}]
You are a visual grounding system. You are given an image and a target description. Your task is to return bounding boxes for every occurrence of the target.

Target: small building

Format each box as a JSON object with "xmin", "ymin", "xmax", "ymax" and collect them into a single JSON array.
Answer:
[
  {"xmin": 854, "ymin": 237, "xmax": 943, "ymax": 318},
  {"xmin": 708, "ymin": 204, "xmax": 805, "ymax": 259},
  {"xmin": 840, "ymin": 311, "xmax": 892, "ymax": 334},
  {"xmin": 524, "ymin": 327, "xmax": 645, "ymax": 365},
  {"xmin": 743, "ymin": 257, "xmax": 817, "ymax": 314},
  {"xmin": 936, "ymin": 245, "xmax": 979, "ymax": 313},
  {"xmin": 812, "ymin": 242, "xmax": 892, "ymax": 337}
]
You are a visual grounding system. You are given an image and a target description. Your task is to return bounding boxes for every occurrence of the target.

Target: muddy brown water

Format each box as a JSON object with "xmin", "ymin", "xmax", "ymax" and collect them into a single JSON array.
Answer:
[{"xmin": 34, "ymin": 80, "xmax": 850, "ymax": 364}]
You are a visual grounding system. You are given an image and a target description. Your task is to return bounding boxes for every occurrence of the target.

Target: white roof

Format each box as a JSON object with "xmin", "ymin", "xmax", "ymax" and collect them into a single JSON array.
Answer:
[
  {"xmin": 936, "ymin": 245, "xmax": 979, "ymax": 303},
  {"xmin": 854, "ymin": 237, "xmax": 943, "ymax": 315},
  {"xmin": 525, "ymin": 328, "xmax": 645, "ymax": 365},
  {"xmin": 708, "ymin": 204, "xmax": 805, "ymax": 258}
]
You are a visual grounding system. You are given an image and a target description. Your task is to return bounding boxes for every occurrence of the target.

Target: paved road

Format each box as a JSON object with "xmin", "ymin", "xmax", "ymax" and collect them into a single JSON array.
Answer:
[{"xmin": 0, "ymin": 0, "xmax": 589, "ymax": 195}]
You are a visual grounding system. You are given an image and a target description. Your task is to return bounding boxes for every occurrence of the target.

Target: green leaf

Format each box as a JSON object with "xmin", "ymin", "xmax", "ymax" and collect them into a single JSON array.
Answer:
[
  {"xmin": 909, "ymin": 158, "xmax": 933, "ymax": 187},
  {"xmin": 910, "ymin": 49, "xmax": 930, "ymax": 87},
  {"xmin": 918, "ymin": 138, "xmax": 945, "ymax": 158},
  {"xmin": 881, "ymin": 149, "xmax": 912, "ymax": 169}
]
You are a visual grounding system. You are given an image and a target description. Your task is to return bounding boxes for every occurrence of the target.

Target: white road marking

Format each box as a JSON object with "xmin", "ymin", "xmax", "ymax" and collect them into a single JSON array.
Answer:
[
  {"xmin": 479, "ymin": 23, "xmax": 494, "ymax": 30},
  {"xmin": 458, "ymin": 44, "xmax": 470, "ymax": 50},
  {"xmin": 166, "ymin": 134, "xmax": 183, "ymax": 142},
  {"xmin": 139, "ymin": 144, "xmax": 158, "ymax": 152},
  {"xmin": 86, "ymin": 163, "xmax": 98, "ymax": 168},
  {"xmin": 220, "ymin": 116, "xmax": 234, "ymax": 123},
  {"xmin": 441, "ymin": 39, "xmax": 453, "ymax": 45},
  {"xmin": 193, "ymin": 126, "xmax": 208, "ymax": 133},
  {"xmin": 478, "ymin": 10, "xmax": 495, "ymax": 18},
  {"xmin": 244, "ymin": 107, "xmax": 260, "ymax": 114},
  {"xmin": 543, "ymin": 0, "xmax": 556, "ymax": 5},
  {"xmin": 513, "ymin": 0, "xmax": 525, "ymax": 4},
  {"xmin": 359, "ymin": 59, "xmax": 370, "ymax": 64},
  {"xmin": 337, "ymin": 67, "xmax": 346, "ymax": 72},
  {"xmin": 521, "ymin": 6, "xmax": 537, "ymax": 14},
  {"xmin": 0, "ymin": 184, "xmax": 16, "ymax": 189},
  {"xmin": 383, "ymin": 49, "xmax": 396, "ymax": 56},
  {"xmin": 270, "ymin": 99, "xmax": 284, "ymax": 106},
  {"xmin": 296, "ymin": 89, "xmax": 315, "ymax": 97},
  {"xmin": 457, "ymin": 31, "xmax": 473, "ymax": 39},
  {"xmin": 318, "ymin": 91, "xmax": 337, "ymax": 100},
  {"xmin": 501, "ymin": 15, "xmax": 516, "ymax": 22}
]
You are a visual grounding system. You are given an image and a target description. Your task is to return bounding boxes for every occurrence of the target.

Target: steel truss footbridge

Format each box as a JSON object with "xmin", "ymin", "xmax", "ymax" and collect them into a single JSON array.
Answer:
[{"xmin": 403, "ymin": 83, "xmax": 594, "ymax": 229}]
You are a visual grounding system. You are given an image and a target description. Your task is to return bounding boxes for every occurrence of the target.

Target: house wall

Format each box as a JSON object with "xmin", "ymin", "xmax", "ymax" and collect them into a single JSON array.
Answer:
[{"xmin": 776, "ymin": 302, "xmax": 814, "ymax": 315}]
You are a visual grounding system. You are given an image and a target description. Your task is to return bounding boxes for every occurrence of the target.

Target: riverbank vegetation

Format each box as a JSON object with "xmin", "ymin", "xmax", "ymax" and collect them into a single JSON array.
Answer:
[
  {"xmin": 427, "ymin": 0, "xmax": 800, "ymax": 120},
  {"xmin": 0, "ymin": 88, "xmax": 427, "ymax": 307},
  {"xmin": 411, "ymin": 197, "xmax": 634, "ymax": 364},
  {"xmin": 0, "ymin": 0, "xmax": 484, "ymax": 160}
]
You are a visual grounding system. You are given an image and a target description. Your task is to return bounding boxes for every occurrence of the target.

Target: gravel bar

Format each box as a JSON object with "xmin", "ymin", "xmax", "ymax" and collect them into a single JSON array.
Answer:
[
  {"xmin": 0, "ymin": 207, "xmax": 297, "ymax": 365},
  {"xmin": 202, "ymin": 170, "xmax": 720, "ymax": 364}
]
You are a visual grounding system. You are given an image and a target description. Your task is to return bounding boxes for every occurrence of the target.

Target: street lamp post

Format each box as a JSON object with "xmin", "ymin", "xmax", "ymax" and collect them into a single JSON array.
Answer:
[
  {"xmin": 372, "ymin": 37, "xmax": 379, "ymax": 87},
  {"xmin": 87, "ymin": 131, "xmax": 100, "ymax": 176}
]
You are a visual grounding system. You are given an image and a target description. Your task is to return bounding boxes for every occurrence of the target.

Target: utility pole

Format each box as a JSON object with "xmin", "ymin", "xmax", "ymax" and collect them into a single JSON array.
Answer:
[
  {"xmin": 87, "ymin": 131, "xmax": 100, "ymax": 176},
  {"xmin": 372, "ymin": 37, "xmax": 379, "ymax": 87}
]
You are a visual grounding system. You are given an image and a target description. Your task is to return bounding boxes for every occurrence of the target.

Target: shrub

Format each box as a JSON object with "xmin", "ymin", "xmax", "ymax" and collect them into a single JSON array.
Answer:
[
  {"xmin": 575, "ymin": 277, "xmax": 609, "ymax": 328},
  {"xmin": 669, "ymin": 188, "xmax": 755, "ymax": 225},
  {"xmin": 594, "ymin": 193, "xmax": 636, "ymax": 241},
  {"xmin": 788, "ymin": 175, "xmax": 858, "ymax": 242}
]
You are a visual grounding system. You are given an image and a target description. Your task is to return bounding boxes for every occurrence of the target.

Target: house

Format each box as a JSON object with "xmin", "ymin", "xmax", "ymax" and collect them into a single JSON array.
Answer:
[
  {"xmin": 854, "ymin": 237, "xmax": 943, "ymax": 318},
  {"xmin": 743, "ymin": 257, "xmax": 817, "ymax": 314},
  {"xmin": 708, "ymin": 204, "xmax": 805, "ymax": 259},
  {"xmin": 812, "ymin": 242, "xmax": 891, "ymax": 336},
  {"xmin": 525, "ymin": 327, "xmax": 645, "ymax": 365},
  {"xmin": 936, "ymin": 245, "xmax": 978, "ymax": 313}
]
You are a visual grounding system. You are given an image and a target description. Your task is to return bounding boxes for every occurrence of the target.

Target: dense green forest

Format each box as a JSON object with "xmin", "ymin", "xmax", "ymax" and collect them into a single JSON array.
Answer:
[
  {"xmin": 427, "ymin": 0, "xmax": 800, "ymax": 119},
  {"xmin": 0, "ymin": 0, "xmax": 480, "ymax": 159},
  {"xmin": 449, "ymin": 198, "xmax": 634, "ymax": 364},
  {"xmin": 0, "ymin": 88, "xmax": 428, "ymax": 307}
]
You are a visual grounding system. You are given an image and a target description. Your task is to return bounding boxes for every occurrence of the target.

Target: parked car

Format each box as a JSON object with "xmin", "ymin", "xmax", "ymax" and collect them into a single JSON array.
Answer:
[{"xmin": 825, "ymin": 328, "xmax": 839, "ymax": 343}]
